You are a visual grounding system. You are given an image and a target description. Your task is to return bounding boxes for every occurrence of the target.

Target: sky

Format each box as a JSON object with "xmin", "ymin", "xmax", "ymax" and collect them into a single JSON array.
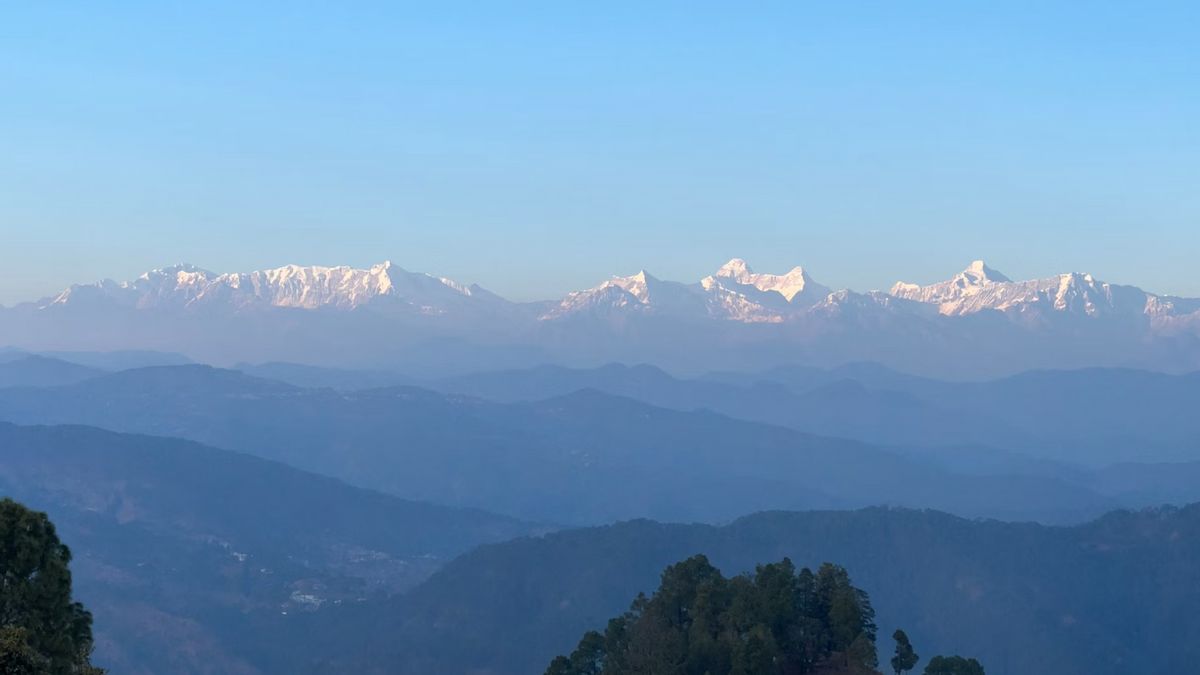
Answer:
[{"xmin": 1, "ymin": 1, "xmax": 1197, "ymax": 305}]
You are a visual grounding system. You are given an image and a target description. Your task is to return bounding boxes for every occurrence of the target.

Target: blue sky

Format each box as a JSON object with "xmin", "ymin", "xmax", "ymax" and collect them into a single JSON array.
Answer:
[{"xmin": 1, "ymin": 2, "xmax": 1197, "ymax": 304}]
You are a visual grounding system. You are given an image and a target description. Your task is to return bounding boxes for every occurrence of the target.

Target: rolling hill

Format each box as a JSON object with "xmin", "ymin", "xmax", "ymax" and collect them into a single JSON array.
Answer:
[
  {"xmin": 0, "ymin": 422, "xmax": 539, "ymax": 674},
  {"xmin": 0, "ymin": 366, "xmax": 1122, "ymax": 525},
  {"xmin": 312, "ymin": 504, "xmax": 1200, "ymax": 675}
]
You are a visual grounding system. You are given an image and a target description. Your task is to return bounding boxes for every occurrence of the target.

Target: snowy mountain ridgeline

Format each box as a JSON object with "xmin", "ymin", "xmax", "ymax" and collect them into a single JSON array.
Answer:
[
  {"xmin": 3, "ymin": 258, "xmax": 1199, "ymax": 376},
  {"xmin": 40, "ymin": 261, "xmax": 507, "ymax": 313}
]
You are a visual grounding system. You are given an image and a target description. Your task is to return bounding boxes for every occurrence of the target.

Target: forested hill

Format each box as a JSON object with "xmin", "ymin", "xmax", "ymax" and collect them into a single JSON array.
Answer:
[
  {"xmin": 548, "ymin": 555, "xmax": 887, "ymax": 675},
  {"xmin": 307, "ymin": 504, "xmax": 1200, "ymax": 675}
]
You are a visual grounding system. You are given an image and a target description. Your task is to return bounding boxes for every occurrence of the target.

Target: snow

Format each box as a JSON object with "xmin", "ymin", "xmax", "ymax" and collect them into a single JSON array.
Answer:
[
  {"xmin": 36, "ymin": 257, "xmax": 1200, "ymax": 327},
  {"xmin": 543, "ymin": 259, "xmax": 832, "ymax": 322},
  {"xmin": 711, "ymin": 258, "xmax": 829, "ymax": 303},
  {"xmin": 890, "ymin": 262, "xmax": 1153, "ymax": 318},
  {"xmin": 43, "ymin": 261, "xmax": 502, "ymax": 313}
]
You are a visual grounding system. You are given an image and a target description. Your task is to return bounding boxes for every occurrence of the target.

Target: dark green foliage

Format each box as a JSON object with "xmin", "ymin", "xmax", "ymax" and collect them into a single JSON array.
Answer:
[
  {"xmin": 0, "ymin": 626, "xmax": 44, "ymax": 674},
  {"xmin": 890, "ymin": 630, "xmax": 918, "ymax": 675},
  {"xmin": 546, "ymin": 555, "xmax": 878, "ymax": 675},
  {"xmin": 922, "ymin": 655, "xmax": 984, "ymax": 675},
  {"xmin": 0, "ymin": 498, "xmax": 103, "ymax": 674},
  {"xmin": 546, "ymin": 631, "xmax": 605, "ymax": 675}
]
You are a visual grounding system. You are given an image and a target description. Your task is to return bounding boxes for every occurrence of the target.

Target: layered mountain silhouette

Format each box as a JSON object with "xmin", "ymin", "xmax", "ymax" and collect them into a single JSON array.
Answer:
[
  {"xmin": 3, "ymin": 364, "xmax": 1199, "ymax": 525},
  {"xmin": 282, "ymin": 505, "xmax": 1200, "ymax": 675},
  {"xmin": 0, "ymin": 422, "xmax": 540, "ymax": 674}
]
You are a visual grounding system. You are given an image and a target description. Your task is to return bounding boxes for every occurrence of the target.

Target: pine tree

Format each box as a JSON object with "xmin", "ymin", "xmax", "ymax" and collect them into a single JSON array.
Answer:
[
  {"xmin": 545, "ymin": 555, "xmax": 880, "ymax": 675},
  {"xmin": 923, "ymin": 655, "xmax": 985, "ymax": 675},
  {"xmin": 0, "ymin": 498, "xmax": 104, "ymax": 675},
  {"xmin": 890, "ymin": 629, "xmax": 919, "ymax": 675}
]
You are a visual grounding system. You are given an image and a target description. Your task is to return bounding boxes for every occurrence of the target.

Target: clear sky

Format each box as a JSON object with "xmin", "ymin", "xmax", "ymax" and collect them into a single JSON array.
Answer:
[{"xmin": 1, "ymin": 2, "xmax": 1197, "ymax": 305}]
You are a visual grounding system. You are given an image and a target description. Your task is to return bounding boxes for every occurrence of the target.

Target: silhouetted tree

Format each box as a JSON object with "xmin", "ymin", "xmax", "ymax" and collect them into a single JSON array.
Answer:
[
  {"xmin": 0, "ymin": 498, "xmax": 104, "ymax": 674},
  {"xmin": 545, "ymin": 555, "xmax": 879, "ymax": 674},
  {"xmin": 890, "ymin": 629, "xmax": 919, "ymax": 675},
  {"xmin": 923, "ymin": 655, "xmax": 985, "ymax": 675}
]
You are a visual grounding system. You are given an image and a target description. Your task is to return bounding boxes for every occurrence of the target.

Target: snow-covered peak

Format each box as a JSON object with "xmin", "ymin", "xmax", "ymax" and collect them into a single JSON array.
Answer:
[
  {"xmin": 546, "ymin": 259, "xmax": 838, "ymax": 323},
  {"xmin": 608, "ymin": 270, "xmax": 657, "ymax": 303},
  {"xmin": 137, "ymin": 263, "xmax": 214, "ymax": 281},
  {"xmin": 709, "ymin": 258, "xmax": 829, "ymax": 304},
  {"xmin": 44, "ymin": 263, "xmax": 216, "ymax": 308},
  {"xmin": 542, "ymin": 269, "xmax": 713, "ymax": 320},
  {"xmin": 891, "ymin": 260, "xmax": 1013, "ymax": 308},
  {"xmin": 715, "ymin": 258, "xmax": 752, "ymax": 278},
  {"xmin": 962, "ymin": 260, "xmax": 1010, "ymax": 283},
  {"xmin": 890, "ymin": 262, "xmax": 1163, "ymax": 318}
]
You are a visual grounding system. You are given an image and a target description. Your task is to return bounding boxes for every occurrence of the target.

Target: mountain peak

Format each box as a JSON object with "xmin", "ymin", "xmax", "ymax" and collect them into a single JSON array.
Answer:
[
  {"xmin": 144, "ymin": 262, "xmax": 211, "ymax": 275},
  {"xmin": 716, "ymin": 258, "xmax": 752, "ymax": 278},
  {"xmin": 607, "ymin": 270, "xmax": 664, "ymax": 303},
  {"xmin": 137, "ymin": 263, "xmax": 215, "ymax": 287},
  {"xmin": 711, "ymin": 258, "xmax": 826, "ymax": 303},
  {"xmin": 962, "ymin": 260, "xmax": 1011, "ymax": 283}
]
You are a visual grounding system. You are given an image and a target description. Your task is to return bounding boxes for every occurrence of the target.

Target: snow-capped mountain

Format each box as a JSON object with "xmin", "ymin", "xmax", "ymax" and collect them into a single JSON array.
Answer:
[
  {"xmin": 542, "ymin": 270, "xmax": 708, "ymax": 320},
  {"xmin": 544, "ymin": 259, "xmax": 835, "ymax": 323},
  {"xmin": 41, "ymin": 257, "xmax": 1198, "ymax": 324},
  {"xmin": 889, "ymin": 260, "xmax": 1182, "ymax": 319},
  {"xmin": 706, "ymin": 257, "xmax": 831, "ymax": 304},
  {"xmin": 45, "ymin": 264, "xmax": 215, "ymax": 309},
  {"xmin": 41, "ymin": 261, "xmax": 504, "ymax": 315},
  {"xmin": 5, "ymin": 257, "xmax": 1200, "ymax": 377}
]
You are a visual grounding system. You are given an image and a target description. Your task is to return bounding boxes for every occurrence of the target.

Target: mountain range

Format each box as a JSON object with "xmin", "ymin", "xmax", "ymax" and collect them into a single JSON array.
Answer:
[
  {"xmin": 4, "ymin": 259, "xmax": 1200, "ymax": 377},
  {"xmin": 428, "ymin": 362, "xmax": 1200, "ymax": 465},
  {"xmin": 4, "ymin": 363, "xmax": 1200, "ymax": 526}
]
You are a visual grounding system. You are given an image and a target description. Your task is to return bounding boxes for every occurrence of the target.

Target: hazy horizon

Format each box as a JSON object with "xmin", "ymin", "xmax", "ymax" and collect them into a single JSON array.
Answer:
[{"xmin": 3, "ymin": 2, "xmax": 1199, "ymax": 305}]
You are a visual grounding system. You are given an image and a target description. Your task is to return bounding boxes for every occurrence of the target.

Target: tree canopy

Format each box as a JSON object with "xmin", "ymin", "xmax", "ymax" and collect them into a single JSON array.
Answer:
[
  {"xmin": 546, "ymin": 555, "xmax": 879, "ymax": 675},
  {"xmin": 922, "ymin": 655, "xmax": 985, "ymax": 675},
  {"xmin": 890, "ymin": 629, "xmax": 919, "ymax": 675},
  {"xmin": 0, "ymin": 498, "xmax": 103, "ymax": 674}
]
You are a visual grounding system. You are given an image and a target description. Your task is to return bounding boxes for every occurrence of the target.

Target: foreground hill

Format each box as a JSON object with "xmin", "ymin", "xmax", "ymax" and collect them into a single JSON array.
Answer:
[
  {"xmin": 0, "ymin": 366, "xmax": 1120, "ymax": 524},
  {"xmin": 0, "ymin": 422, "xmax": 538, "ymax": 674},
  {"xmin": 0, "ymin": 497, "xmax": 105, "ymax": 674},
  {"xmin": 316, "ymin": 504, "xmax": 1200, "ymax": 675}
]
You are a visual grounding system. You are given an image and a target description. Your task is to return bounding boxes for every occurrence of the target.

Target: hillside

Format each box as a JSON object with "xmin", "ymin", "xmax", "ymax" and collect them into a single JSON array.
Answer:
[
  {"xmin": 0, "ymin": 422, "xmax": 539, "ymax": 674},
  {"xmin": 0, "ymin": 366, "xmax": 1119, "ymax": 524},
  {"xmin": 315, "ymin": 505, "xmax": 1200, "ymax": 675},
  {"xmin": 0, "ymin": 354, "xmax": 105, "ymax": 387},
  {"xmin": 432, "ymin": 363, "xmax": 1200, "ymax": 465}
]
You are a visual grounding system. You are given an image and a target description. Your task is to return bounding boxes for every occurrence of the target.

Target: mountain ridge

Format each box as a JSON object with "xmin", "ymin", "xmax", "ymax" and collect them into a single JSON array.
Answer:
[
  {"xmin": 5, "ymin": 258, "xmax": 1200, "ymax": 377},
  {"xmin": 17, "ymin": 257, "xmax": 1200, "ymax": 320},
  {"xmin": 303, "ymin": 503, "xmax": 1200, "ymax": 675}
]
